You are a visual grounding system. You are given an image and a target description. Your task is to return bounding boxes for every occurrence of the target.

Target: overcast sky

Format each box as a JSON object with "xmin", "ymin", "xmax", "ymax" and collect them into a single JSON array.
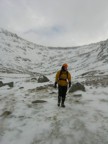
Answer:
[{"xmin": 0, "ymin": 0, "xmax": 108, "ymax": 47}]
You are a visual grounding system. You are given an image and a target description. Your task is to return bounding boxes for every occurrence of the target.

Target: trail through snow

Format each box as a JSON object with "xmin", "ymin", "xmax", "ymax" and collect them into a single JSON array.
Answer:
[{"xmin": 0, "ymin": 76, "xmax": 108, "ymax": 144}]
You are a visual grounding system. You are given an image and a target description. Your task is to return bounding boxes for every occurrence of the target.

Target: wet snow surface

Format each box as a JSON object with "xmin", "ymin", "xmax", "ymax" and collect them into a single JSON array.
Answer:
[{"xmin": 0, "ymin": 75, "xmax": 108, "ymax": 144}]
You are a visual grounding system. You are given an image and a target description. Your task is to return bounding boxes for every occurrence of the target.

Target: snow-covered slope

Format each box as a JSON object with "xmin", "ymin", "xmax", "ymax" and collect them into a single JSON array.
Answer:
[
  {"xmin": 0, "ymin": 28, "xmax": 51, "ymax": 74},
  {"xmin": 0, "ymin": 28, "xmax": 108, "ymax": 78},
  {"xmin": 0, "ymin": 28, "xmax": 108, "ymax": 144}
]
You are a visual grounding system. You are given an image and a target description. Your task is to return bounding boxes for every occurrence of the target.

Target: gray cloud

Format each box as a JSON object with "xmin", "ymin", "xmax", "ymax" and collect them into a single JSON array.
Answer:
[{"xmin": 0, "ymin": 0, "xmax": 108, "ymax": 46}]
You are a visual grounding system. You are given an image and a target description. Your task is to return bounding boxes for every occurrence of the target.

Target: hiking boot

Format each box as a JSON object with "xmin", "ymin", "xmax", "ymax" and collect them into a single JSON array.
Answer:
[
  {"xmin": 61, "ymin": 104, "xmax": 65, "ymax": 107},
  {"xmin": 58, "ymin": 103, "xmax": 60, "ymax": 107},
  {"xmin": 61, "ymin": 99, "xmax": 65, "ymax": 107}
]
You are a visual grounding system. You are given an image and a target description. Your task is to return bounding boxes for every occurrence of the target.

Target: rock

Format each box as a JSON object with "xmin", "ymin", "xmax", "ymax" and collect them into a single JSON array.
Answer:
[
  {"xmin": 38, "ymin": 75, "xmax": 49, "ymax": 83},
  {"xmin": 7, "ymin": 82, "xmax": 14, "ymax": 87},
  {"xmin": 1, "ymin": 111, "xmax": 12, "ymax": 117},
  {"xmin": 49, "ymin": 91, "xmax": 56, "ymax": 94},
  {"xmin": 73, "ymin": 94, "xmax": 82, "ymax": 97},
  {"xmin": 0, "ymin": 81, "xmax": 3, "ymax": 87},
  {"xmin": 75, "ymin": 100, "xmax": 80, "ymax": 103},
  {"xmin": 32, "ymin": 100, "xmax": 47, "ymax": 103},
  {"xmin": 36, "ymin": 86, "xmax": 48, "ymax": 90},
  {"xmin": 19, "ymin": 87, "xmax": 24, "ymax": 89},
  {"xmin": 0, "ymin": 81, "xmax": 14, "ymax": 88},
  {"xmin": 47, "ymin": 84, "xmax": 54, "ymax": 87},
  {"xmin": 69, "ymin": 82, "xmax": 85, "ymax": 93},
  {"xmin": 31, "ymin": 78, "xmax": 37, "ymax": 81}
]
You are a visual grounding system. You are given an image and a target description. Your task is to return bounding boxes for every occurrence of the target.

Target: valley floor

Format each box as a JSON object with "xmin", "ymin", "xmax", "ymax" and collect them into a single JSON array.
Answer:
[{"xmin": 0, "ymin": 75, "xmax": 108, "ymax": 144}]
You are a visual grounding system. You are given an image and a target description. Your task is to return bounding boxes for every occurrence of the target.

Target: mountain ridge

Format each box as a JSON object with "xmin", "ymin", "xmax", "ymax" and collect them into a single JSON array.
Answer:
[{"xmin": 0, "ymin": 28, "xmax": 108, "ymax": 78}]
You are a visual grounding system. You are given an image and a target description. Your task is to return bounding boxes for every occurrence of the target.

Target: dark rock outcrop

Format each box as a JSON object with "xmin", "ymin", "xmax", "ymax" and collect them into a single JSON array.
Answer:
[
  {"xmin": 0, "ymin": 81, "xmax": 14, "ymax": 88},
  {"xmin": 69, "ymin": 82, "xmax": 85, "ymax": 93},
  {"xmin": 0, "ymin": 81, "xmax": 3, "ymax": 87},
  {"xmin": 38, "ymin": 75, "xmax": 49, "ymax": 83}
]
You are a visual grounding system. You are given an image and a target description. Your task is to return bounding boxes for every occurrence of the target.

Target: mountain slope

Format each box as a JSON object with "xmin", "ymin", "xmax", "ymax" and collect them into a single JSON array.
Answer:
[
  {"xmin": 0, "ymin": 28, "xmax": 108, "ymax": 78},
  {"xmin": 0, "ymin": 28, "xmax": 50, "ymax": 74}
]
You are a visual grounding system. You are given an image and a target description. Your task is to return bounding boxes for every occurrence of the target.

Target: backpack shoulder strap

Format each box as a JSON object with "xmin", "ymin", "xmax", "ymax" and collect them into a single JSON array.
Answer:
[
  {"xmin": 59, "ymin": 70, "xmax": 62, "ymax": 79},
  {"xmin": 67, "ymin": 71, "xmax": 68, "ymax": 79}
]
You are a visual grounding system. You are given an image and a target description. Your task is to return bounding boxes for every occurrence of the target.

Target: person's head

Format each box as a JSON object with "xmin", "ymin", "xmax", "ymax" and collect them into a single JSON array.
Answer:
[{"xmin": 62, "ymin": 63, "xmax": 68, "ymax": 71}]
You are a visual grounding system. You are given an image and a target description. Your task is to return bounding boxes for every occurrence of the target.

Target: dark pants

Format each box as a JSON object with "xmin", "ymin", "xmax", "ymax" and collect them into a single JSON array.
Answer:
[{"xmin": 58, "ymin": 85, "xmax": 67, "ymax": 104}]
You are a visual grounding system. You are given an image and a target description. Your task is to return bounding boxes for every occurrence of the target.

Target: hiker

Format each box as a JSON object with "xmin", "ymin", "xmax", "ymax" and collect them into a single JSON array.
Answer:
[{"xmin": 54, "ymin": 63, "xmax": 71, "ymax": 107}]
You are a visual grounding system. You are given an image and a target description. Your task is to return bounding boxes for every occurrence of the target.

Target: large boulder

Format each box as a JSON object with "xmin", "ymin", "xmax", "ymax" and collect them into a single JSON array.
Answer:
[
  {"xmin": 6, "ymin": 82, "xmax": 14, "ymax": 87},
  {"xmin": 0, "ymin": 81, "xmax": 14, "ymax": 88},
  {"xmin": 69, "ymin": 82, "xmax": 85, "ymax": 93},
  {"xmin": 0, "ymin": 81, "xmax": 3, "ymax": 87},
  {"xmin": 38, "ymin": 75, "xmax": 49, "ymax": 83}
]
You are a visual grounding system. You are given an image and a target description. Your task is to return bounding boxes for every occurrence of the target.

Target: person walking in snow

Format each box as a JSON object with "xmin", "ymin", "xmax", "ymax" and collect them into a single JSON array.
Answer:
[{"xmin": 54, "ymin": 63, "xmax": 71, "ymax": 107}]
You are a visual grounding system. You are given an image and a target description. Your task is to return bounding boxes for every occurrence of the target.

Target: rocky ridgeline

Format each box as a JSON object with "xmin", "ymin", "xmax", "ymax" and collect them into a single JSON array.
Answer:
[{"xmin": 80, "ymin": 70, "xmax": 108, "ymax": 87}]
